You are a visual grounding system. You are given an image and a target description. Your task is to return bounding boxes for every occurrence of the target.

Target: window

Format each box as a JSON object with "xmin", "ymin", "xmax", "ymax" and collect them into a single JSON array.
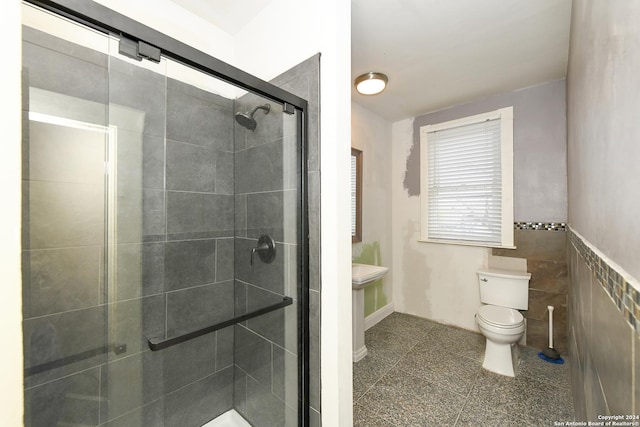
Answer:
[
  {"xmin": 351, "ymin": 148, "xmax": 362, "ymax": 243},
  {"xmin": 419, "ymin": 107, "xmax": 514, "ymax": 248}
]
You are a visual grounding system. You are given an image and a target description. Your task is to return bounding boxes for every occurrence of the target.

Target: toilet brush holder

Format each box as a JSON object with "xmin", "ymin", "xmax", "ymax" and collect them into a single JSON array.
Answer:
[{"xmin": 538, "ymin": 305, "xmax": 564, "ymax": 364}]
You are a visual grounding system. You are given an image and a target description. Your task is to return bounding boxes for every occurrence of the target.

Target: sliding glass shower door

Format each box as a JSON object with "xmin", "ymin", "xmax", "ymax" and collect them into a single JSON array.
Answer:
[{"xmin": 21, "ymin": 3, "xmax": 307, "ymax": 426}]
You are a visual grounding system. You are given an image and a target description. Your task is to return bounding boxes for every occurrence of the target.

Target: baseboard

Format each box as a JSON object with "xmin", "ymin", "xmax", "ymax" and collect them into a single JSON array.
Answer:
[
  {"xmin": 352, "ymin": 345, "xmax": 368, "ymax": 362},
  {"xmin": 364, "ymin": 302, "xmax": 394, "ymax": 331}
]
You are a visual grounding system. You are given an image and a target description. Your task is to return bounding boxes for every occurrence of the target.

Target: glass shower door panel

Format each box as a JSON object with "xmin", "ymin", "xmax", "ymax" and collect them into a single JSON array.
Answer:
[
  {"xmin": 20, "ymin": 6, "xmax": 172, "ymax": 426},
  {"xmin": 233, "ymin": 94, "xmax": 301, "ymax": 427},
  {"xmin": 104, "ymin": 40, "xmax": 242, "ymax": 426},
  {"xmin": 102, "ymin": 36, "xmax": 169, "ymax": 426},
  {"xmin": 21, "ymin": 7, "xmax": 111, "ymax": 427},
  {"xmin": 128, "ymin": 56, "xmax": 241, "ymax": 426},
  {"xmin": 106, "ymin": 36, "xmax": 247, "ymax": 427}
]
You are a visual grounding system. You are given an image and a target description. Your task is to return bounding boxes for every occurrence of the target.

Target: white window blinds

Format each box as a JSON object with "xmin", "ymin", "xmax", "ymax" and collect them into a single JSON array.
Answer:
[
  {"xmin": 420, "ymin": 107, "xmax": 514, "ymax": 248},
  {"xmin": 351, "ymin": 154, "xmax": 357, "ymax": 236}
]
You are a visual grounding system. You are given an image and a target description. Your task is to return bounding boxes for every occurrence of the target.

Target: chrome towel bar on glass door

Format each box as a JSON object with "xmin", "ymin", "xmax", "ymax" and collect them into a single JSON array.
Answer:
[{"xmin": 147, "ymin": 296, "xmax": 293, "ymax": 351}]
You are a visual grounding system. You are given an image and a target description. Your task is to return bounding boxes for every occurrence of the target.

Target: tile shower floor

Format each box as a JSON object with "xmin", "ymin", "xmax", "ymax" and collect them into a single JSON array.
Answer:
[{"xmin": 353, "ymin": 313, "xmax": 574, "ymax": 426}]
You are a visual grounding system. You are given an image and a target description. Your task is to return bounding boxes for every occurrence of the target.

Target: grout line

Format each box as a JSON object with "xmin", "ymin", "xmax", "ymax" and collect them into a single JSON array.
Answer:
[
  {"xmin": 270, "ymin": 343, "xmax": 274, "ymax": 395},
  {"xmin": 164, "ymin": 290, "xmax": 168, "ymax": 340},
  {"xmin": 213, "ymin": 330, "xmax": 218, "ymax": 372},
  {"xmin": 452, "ymin": 400, "xmax": 467, "ymax": 427},
  {"xmin": 214, "ymin": 239, "xmax": 218, "ymax": 284}
]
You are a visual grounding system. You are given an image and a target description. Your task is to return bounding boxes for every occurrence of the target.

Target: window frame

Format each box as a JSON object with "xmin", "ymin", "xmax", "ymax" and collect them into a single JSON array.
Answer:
[
  {"xmin": 351, "ymin": 148, "xmax": 363, "ymax": 243},
  {"xmin": 419, "ymin": 106, "xmax": 514, "ymax": 248}
]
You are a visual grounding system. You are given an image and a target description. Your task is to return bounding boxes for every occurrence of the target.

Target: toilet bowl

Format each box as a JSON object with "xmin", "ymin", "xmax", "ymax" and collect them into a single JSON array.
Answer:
[
  {"xmin": 476, "ymin": 269, "xmax": 530, "ymax": 377},
  {"xmin": 476, "ymin": 305, "xmax": 525, "ymax": 376}
]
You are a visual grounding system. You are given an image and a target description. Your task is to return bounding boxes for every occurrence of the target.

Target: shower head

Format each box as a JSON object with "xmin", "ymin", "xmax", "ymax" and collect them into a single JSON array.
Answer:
[{"xmin": 235, "ymin": 103, "xmax": 271, "ymax": 131}]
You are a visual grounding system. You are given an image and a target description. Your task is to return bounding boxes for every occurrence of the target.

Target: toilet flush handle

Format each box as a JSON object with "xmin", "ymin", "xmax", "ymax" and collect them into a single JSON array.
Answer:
[{"xmin": 480, "ymin": 278, "xmax": 488, "ymax": 282}]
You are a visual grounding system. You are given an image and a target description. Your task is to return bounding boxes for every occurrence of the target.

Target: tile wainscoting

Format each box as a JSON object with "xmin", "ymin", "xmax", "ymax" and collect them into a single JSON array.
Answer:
[
  {"xmin": 567, "ymin": 227, "xmax": 640, "ymax": 419},
  {"xmin": 568, "ymin": 229, "xmax": 640, "ymax": 333},
  {"xmin": 494, "ymin": 224, "xmax": 568, "ymax": 354}
]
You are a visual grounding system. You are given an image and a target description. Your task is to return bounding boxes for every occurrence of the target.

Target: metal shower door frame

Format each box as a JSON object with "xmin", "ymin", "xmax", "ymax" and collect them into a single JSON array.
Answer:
[{"xmin": 22, "ymin": 0, "xmax": 311, "ymax": 425}]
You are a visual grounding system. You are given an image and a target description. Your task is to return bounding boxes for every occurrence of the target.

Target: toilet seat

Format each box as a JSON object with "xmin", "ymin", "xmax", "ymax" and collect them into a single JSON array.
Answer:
[{"xmin": 477, "ymin": 305, "xmax": 524, "ymax": 328}]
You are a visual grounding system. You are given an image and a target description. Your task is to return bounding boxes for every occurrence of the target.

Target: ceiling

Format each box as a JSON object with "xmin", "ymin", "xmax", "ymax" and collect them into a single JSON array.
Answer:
[
  {"xmin": 170, "ymin": 0, "xmax": 269, "ymax": 35},
  {"xmin": 170, "ymin": 0, "xmax": 572, "ymax": 122},
  {"xmin": 352, "ymin": 0, "xmax": 573, "ymax": 121}
]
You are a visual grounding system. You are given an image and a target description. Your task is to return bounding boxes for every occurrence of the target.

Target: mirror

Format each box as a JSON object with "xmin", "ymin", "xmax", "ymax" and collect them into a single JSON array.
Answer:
[{"xmin": 351, "ymin": 148, "xmax": 362, "ymax": 243}]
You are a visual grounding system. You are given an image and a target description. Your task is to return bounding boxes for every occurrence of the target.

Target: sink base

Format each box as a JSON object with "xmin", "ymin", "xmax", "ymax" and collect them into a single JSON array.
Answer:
[
  {"xmin": 352, "ymin": 288, "xmax": 368, "ymax": 362},
  {"xmin": 351, "ymin": 263, "xmax": 390, "ymax": 363}
]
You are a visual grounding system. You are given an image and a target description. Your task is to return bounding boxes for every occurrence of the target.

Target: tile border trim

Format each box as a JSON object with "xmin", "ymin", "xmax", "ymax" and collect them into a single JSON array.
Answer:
[
  {"xmin": 515, "ymin": 222, "xmax": 567, "ymax": 231},
  {"xmin": 569, "ymin": 227, "xmax": 640, "ymax": 335}
]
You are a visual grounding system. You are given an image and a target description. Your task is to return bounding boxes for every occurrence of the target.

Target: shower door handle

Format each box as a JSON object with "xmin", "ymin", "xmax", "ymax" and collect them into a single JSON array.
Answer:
[{"xmin": 250, "ymin": 234, "xmax": 276, "ymax": 265}]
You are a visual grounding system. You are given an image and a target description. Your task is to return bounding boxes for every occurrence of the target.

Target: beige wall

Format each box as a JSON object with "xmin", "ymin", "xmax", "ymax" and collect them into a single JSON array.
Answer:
[
  {"xmin": 568, "ymin": 0, "xmax": 640, "ymax": 278},
  {"xmin": 391, "ymin": 118, "xmax": 489, "ymax": 331},
  {"xmin": 567, "ymin": 0, "xmax": 640, "ymax": 282},
  {"xmin": 567, "ymin": 0, "xmax": 640, "ymax": 419},
  {"xmin": 351, "ymin": 102, "xmax": 393, "ymax": 317},
  {"xmin": 391, "ymin": 81, "xmax": 568, "ymax": 332},
  {"xmin": 0, "ymin": 1, "xmax": 24, "ymax": 425}
]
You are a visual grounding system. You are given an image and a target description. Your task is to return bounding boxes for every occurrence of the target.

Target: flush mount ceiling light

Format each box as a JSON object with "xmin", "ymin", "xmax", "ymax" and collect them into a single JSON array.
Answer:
[{"xmin": 354, "ymin": 72, "xmax": 388, "ymax": 95}]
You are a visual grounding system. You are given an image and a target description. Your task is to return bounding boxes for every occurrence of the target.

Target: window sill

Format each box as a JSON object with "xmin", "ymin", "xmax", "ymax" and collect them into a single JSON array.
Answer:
[{"xmin": 417, "ymin": 239, "xmax": 516, "ymax": 250}]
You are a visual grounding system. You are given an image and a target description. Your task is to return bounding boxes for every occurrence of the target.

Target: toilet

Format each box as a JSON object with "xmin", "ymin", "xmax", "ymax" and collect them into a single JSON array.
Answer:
[{"xmin": 476, "ymin": 268, "xmax": 531, "ymax": 377}]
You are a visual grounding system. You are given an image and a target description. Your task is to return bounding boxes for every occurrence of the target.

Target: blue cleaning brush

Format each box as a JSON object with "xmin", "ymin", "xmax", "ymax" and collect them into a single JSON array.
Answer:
[{"xmin": 538, "ymin": 305, "xmax": 564, "ymax": 364}]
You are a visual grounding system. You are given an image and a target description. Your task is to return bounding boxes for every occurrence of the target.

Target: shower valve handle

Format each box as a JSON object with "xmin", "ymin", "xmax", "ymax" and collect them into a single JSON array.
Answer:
[
  {"xmin": 251, "ymin": 243, "xmax": 269, "ymax": 265},
  {"xmin": 250, "ymin": 235, "xmax": 276, "ymax": 266}
]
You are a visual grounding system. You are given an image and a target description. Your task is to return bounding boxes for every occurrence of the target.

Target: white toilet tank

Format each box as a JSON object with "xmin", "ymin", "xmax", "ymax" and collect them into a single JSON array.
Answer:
[{"xmin": 478, "ymin": 268, "xmax": 531, "ymax": 310}]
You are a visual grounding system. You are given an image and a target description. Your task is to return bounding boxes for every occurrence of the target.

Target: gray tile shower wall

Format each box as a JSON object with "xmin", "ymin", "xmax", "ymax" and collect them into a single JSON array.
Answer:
[
  {"xmin": 232, "ymin": 54, "xmax": 321, "ymax": 426},
  {"xmin": 232, "ymin": 90, "xmax": 294, "ymax": 425},
  {"xmin": 131, "ymin": 76, "xmax": 235, "ymax": 424},
  {"xmin": 568, "ymin": 229, "xmax": 639, "ymax": 420},
  {"xmin": 22, "ymin": 27, "xmax": 235, "ymax": 427},
  {"xmin": 493, "ymin": 227, "xmax": 569, "ymax": 354}
]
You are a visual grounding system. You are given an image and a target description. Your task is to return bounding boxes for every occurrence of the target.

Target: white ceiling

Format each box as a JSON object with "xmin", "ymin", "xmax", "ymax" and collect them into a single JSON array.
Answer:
[
  {"xmin": 170, "ymin": 0, "xmax": 572, "ymax": 122},
  {"xmin": 170, "ymin": 0, "xmax": 270, "ymax": 35},
  {"xmin": 352, "ymin": 0, "xmax": 573, "ymax": 121}
]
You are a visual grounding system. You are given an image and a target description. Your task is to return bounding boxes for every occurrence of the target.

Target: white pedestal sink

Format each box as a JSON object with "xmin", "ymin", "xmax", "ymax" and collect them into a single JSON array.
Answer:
[{"xmin": 352, "ymin": 263, "xmax": 389, "ymax": 362}]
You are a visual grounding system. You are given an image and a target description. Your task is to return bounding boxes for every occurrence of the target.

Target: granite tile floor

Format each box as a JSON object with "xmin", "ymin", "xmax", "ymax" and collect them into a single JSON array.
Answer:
[{"xmin": 353, "ymin": 312, "xmax": 574, "ymax": 426}]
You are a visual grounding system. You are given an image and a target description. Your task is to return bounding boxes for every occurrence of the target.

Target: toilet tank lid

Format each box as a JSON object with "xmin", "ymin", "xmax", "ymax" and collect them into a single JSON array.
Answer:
[{"xmin": 477, "ymin": 268, "xmax": 531, "ymax": 280}]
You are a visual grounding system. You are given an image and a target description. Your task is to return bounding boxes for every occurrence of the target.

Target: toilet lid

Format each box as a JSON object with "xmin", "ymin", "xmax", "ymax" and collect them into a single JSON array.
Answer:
[{"xmin": 478, "ymin": 305, "xmax": 524, "ymax": 327}]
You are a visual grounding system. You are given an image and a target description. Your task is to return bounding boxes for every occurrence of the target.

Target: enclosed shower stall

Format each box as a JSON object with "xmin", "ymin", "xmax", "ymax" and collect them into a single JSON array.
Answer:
[{"xmin": 21, "ymin": 1, "xmax": 310, "ymax": 426}]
